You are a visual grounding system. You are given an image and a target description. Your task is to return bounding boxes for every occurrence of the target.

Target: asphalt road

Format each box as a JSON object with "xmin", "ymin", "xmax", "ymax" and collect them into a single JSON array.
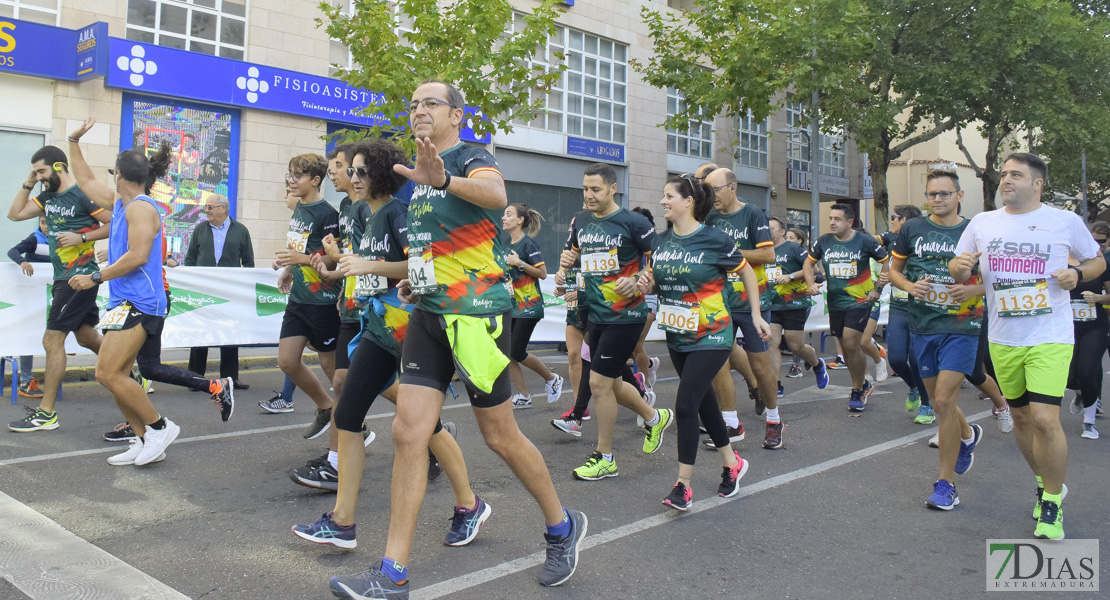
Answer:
[{"xmin": 1, "ymin": 341, "xmax": 1107, "ymax": 599}]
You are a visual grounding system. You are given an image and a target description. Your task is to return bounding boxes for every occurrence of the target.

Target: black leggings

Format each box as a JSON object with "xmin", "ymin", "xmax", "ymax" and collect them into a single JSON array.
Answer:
[
  {"xmin": 670, "ymin": 348, "xmax": 732, "ymax": 465},
  {"xmin": 334, "ymin": 335, "xmax": 446, "ymax": 436},
  {"xmin": 134, "ymin": 291, "xmax": 209, "ymax": 391},
  {"xmin": 1068, "ymin": 321, "xmax": 1109, "ymax": 408},
  {"xmin": 570, "ymin": 358, "xmax": 644, "ymax": 420},
  {"xmin": 966, "ymin": 320, "xmax": 991, "ymax": 387},
  {"xmin": 509, "ymin": 317, "xmax": 539, "ymax": 362}
]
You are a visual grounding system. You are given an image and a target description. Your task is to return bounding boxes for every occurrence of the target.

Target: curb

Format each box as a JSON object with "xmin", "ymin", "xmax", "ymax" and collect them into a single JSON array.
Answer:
[{"xmin": 4, "ymin": 353, "xmax": 319, "ymax": 386}]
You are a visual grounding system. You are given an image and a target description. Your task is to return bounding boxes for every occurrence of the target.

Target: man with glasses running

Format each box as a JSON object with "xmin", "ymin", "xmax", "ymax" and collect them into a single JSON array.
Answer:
[{"xmin": 951, "ymin": 153, "xmax": 1104, "ymax": 539}]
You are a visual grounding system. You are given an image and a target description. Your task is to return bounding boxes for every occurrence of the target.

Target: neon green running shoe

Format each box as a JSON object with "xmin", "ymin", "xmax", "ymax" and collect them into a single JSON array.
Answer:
[
  {"xmin": 572, "ymin": 451, "xmax": 618, "ymax": 481},
  {"xmin": 8, "ymin": 407, "xmax": 59, "ymax": 432},
  {"xmin": 1033, "ymin": 483, "xmax": 1067, "ymax": 520},
  {"xmin": 1035, "ymin": 499, "xmax": 1064, "ymax": 540},
  {"xmin": 905, "ymin": 389, "xmax": 922, "ymax": 412},
  {"xmin": 913, "ymin": 406, "xmax": 936, "ymax": 425},
  {"xmin": 643, "ymin": 408, "xmax": 674, "ymax": 454}
]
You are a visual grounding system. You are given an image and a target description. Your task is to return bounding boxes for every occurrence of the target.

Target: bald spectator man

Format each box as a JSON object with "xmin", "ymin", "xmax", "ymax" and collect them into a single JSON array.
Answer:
[{"xmin": 186, "ymin": 194, "xmax": 255, "ymax": 389}]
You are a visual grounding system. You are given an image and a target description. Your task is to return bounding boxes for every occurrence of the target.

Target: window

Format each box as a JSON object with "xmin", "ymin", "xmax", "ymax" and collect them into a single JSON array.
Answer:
[
  {"xmin": 510, "ymin": 18, "xmax": 628, "ymax": 144},
  {"xmin": 786, "ymin": 101, "xmax": 810, "ymax": 173},
  {"xmin": 0, "ymin": 0, "xmax": 60, "ymax": 25},
  {"xmin": 329, "ymin": 0, "xmax": 414, "ymax": 77},
  {"xmin": 820, "ymin": 128, "xmax": 846, "ymax": 178},
  {"xmin": 125, "ymin": 0, "xmax": 247, "ymax": 60},
  {"xmin": 509, "ymin": 14, "xmax": 565, "ymax": 132},
  {"xmin": 737, "ymin": 109, "xmax": 768, "ymax": 169},
  {"xmin": 666, "ymin": 87, "xmax": 712, "ymax": 159}
]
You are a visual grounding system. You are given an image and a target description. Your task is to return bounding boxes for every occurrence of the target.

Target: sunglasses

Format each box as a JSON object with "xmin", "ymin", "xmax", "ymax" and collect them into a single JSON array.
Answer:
[
  {"xmin": 346, "ymin": 166, "xmax": 370, "ymax": 180},
  {"xmin": 1096, "ymin": 238, "xmax": 1108, "ymax": 245}
]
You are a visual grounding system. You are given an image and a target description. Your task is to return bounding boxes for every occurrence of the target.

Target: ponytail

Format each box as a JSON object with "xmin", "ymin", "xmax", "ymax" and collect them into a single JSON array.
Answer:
[
  {"xmin": 666, "ymin": 174, "xmax": 714, "ymax": 222},
  {"xmin": 510, "ymin": 202, "xmax": 544, "ymax": 237}
]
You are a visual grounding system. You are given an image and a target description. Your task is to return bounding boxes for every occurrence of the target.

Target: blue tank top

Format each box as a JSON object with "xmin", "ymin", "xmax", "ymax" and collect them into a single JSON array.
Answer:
[{"xmin": 108, "ymin": 195, "xmax": 166, "ymax": 316}]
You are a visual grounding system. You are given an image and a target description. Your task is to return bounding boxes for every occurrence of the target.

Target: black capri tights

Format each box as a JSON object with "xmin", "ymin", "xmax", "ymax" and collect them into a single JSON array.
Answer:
[
  {"xmin": 669, "ymin": 348, "xmax": 732, "ymax": 465},
  {"xmin": 334, "ymin": 336, "xmax": 445, "ymax": 436},
  {"xmin": 509, "ymin": 317, "xmax": 539, "ymax": 362},
  {"xmin": 1068, "ymin": 322, "xmax": 1109, "ymax": 408}
]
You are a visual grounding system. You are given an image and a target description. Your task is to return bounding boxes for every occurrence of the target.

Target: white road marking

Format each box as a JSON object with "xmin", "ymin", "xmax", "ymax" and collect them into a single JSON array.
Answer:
[{"xmin": 410, "ymin": 409, "xmax": 993, "ymax": 600}]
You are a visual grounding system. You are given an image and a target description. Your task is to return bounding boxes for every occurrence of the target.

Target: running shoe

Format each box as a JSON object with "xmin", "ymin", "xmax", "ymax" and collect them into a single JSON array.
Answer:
[
  {"xmin": 928, "ymin": 432, "xmax": 940, "ymax": 448},
  {"xmin": 662, "ymin": 481, "xmax": 693, "ymax": 511},
  {"xmin": 905, "ymin": 389, "xmax": 922, "ymax": 413},
  {"xmin": 1035, "ymin": 499, "xmax": 1065, "ymax": 540},
  {"xmin": 17, "ymin": 378, "xmax": 43, "ymax": 398},
  {"xmin": 303, "ymin": 407, "xmax": 332, "ymax": 440},
  {"xmin": 560, "ymin": 407, "xmax": 590, "ymax": 421},
  {"xmin": 104, "ymin": 422, "xmax": 136, "ymax": 442},
  {"xmin": 544, "ymin": 374, "xmax": 564, "ymax": 404},
  {"xmin": 107, "ymin": 438, "xmax": 165, "ymax": 466},
  {"xmin": 638, "ymin": 386, "xmax": 656, "ymax": 428},
  {"xmin": 330, "ymin": 563, "xmax": 409, "ymax": 600},
  {"xmin": 633, "ymin": 371, "xmax": 648, "ymax": 393},
  {"xmin": 996, "ymin": 405, "xmax": 1014, "ymax": 434},
  {"xmin": 428, "ymin": 421, "xmax": 455, "ymax": 481},
  {"xmin": 139, "ymin": 375, "xmax": 153, "ymax": 394},
  {"xmin": 259, "ymin": 392, "xmax": 293, "ymax": 413},
  {"xmin": 1081, "ymin": 423, "xmax": 1100, "ymax": 439},
  {"xmin": 540, "ymin": 508, "xmax": 587, "ymax": 587},
  {"xmin": 647, "ymin": 356, "xmax": 660, "ymax": 388},
  {"xmin": 1068, "ymin": 393, "xmax": 1084, "ymax": 415},
  {"xmin": 511, "ymin": 394, "xmax": 532, "ymax": 409},
  {"xmin": 551, "ymin": 417, "xmax": 583, "ymax": 437},
  {"xmin": 444, "ymin": 495, "xmax": 491, "ymax": 546},
  {"xmin": 136, "ymin": 419, "xmax": 179, "ymax": 465},
  {"xmin": 292, "ymin": 511, "xmax": 356, "ymax": 549},
  {"xmin": 1033, "ymin": 484, "xmax": 1067, "ymax": 520},
  {"xmin": 776, "ymin": 382, "xmax": 784, "ymax": 399},
  {"xmin": 814, "ymin": 358, "xmax": 829, "ymax": 389},
  {"xmin": 718, "ymin": 452, "xmax": 749, "ymax": 497},
  {"xmin": 786, "ymin": 363, "xmax": 803, "ymax": 378},
  {"xmin": 875, "ymin": 356, "xmax": 889, "ymax": 383},
  {"xmin": 762, "ymin": 421, "xmax": 784, "ymax": 449},
  {"xmin": 291, "ymin": 455, "xmax": 339, "ymax": 490},
  {"xmin": 211, "ymin": 378, "xmax": 234, "ymax": 422},
  {"xmin": 848, "ymin": 389, "xmax": 865, "ymax": 412},
  {"xmin": 573, "ymin": 451, "xmax": 618, "ymax": 481},
  {"xmin": 642, "ymin": 408, "xmax": 673, "ymax": 454},
  {"xmin": 862, "ymin": 375, "xmax": 875, "ymax": 403},
  {"xmin": 954, "ymin": 423, "xmax": 983, "ymax": 475},
  {"xmin": 362, "ymin": 423, "xmax": 376, "ymax": 447},
  {"xmin": 914, "ymin": 406, "xmax": 936, "ymax": 425},
  {"xmin": 825, "ymin": 355, "xmax": 848, "ymax": 370},
  {"xmin": 1097, "ymin": 398, "xmax": 1104, "ymax": 415},
  {"xmin": 8, "ymin": 406, "xmax": 58, "ymax": 432},
  {"xmin": 702, "ymin": 423, "xmax": 746, "ymax": 448},
  {"xmin": 926, "ymin": 479, "xmax": 960, "ymax": 511}
]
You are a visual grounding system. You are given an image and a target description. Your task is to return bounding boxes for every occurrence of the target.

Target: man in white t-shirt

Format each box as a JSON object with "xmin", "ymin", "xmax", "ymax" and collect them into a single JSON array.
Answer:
[{"xmin": 951, "ymin": 153, "xmax": 1105, "ymax": 540}]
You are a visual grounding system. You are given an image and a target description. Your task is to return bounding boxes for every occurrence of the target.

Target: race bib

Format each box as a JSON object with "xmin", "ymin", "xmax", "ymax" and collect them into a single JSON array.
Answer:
[
  {"xmin": 993, "ymin": 279, "xmax": 1051, "ymax": 317},
  {"xmin": 657, "ymin": 298, "xmax": 699, "ymax": 334},
  {"xmin": 1072, "ymin": 300, "xmax": 1097, "ymax": 322},
  {"xmin": 580, "ymin": 250, "xmax": 619, "ymax": 275},
  {"xmin": 565, "ymin": 291, "xmax": 577, "ymax": 310},
  {"xmin": 286, "ymin": 230, "xmax": 308, "ymax": 253},
  {"xmin": 355, "ymin": 273, "xmax": 388, "ymax": 297},
  {"xmin": 764, "ymin": 265, "xmax": 784, "ymax": 281},
  {"xmin": 828, "ymin": 261, "xmax": 856, "ymax": 279},
  {"xmin": 922, "ymin": 282, "xmax": 961, "ymax": 309},
  {"xmin": 408, "ymin": 246, "xmax": 437, "ymax": 294},
  {"xmin": 97, "ymin": 301, "xmax": 131, "ymax": 331},
  {"xmin": 891, "ymin": 287, "xmax": 910, "ymax": 300}
]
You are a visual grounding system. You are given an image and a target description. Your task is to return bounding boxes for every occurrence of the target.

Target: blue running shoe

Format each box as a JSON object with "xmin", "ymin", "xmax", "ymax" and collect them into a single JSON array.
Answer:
[
  {"xmin": 330, "ymin": 563, "xmax": 409, "ymax": 599},
  {"xmin": 955, "ymin": 423, "xmax": 983, "ymax": 475},
  {"xmin": 444, "ymin": 495, "xmax": 492, "ymax": 546},
  {"xmin": 861, "ymin": 376, "xmax": 875, "ymax": 404},
  {"xmin": 848, "ymin": 389, "xmax": 865, "ymax": 412},
  {"xmin": 814, "ymin": 358, "xmax": 829, "ymax": 389},
  {"xmin": 292, "ymin": 511, "xmax": 356, "ymax": 549},
  {"xmin": 926, "ymin": 479, "xmax": 960, "ymax": 510}
]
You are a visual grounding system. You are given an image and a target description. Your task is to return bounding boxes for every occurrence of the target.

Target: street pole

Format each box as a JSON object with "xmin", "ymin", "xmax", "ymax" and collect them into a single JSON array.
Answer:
[
  {"xmin": 810, "ymin": 89, "xmax": 821, "ymax": 247},
  {"xmin": 1082, "ymin": 149, "xmax": 1089, "ymax": 222}
]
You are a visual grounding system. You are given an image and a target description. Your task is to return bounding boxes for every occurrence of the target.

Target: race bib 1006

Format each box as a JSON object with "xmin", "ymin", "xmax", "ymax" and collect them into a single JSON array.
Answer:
[
  {"xmin": 993, "ymin": 279, "xmax": 1051, "ymax": 317},
  {"xmin": 828, "ymin": 261, "xmax": 856, "ymax": 279},
  {"xmin": 657, "ymin": 298, "xmax": 699, "ymax": 334},
  {"xmin": 1072, "ymin": 300, "xmax": 1097, "ymax": 322},
  {"xmin": 580, "ymin": 250, "xmax": 619, "ymax": 275}
]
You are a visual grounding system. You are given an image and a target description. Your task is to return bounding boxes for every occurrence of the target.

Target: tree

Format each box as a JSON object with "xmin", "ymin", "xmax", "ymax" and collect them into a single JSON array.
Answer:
[{"xmin": 318, "ymin": 0, "xmax": 566, "ymax": 144}]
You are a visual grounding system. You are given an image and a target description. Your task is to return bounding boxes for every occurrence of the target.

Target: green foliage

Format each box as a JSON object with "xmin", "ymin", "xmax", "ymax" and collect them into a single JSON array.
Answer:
[{"xmin": 317, "ymin": 0, "xmax": 566, "ymax": 147}]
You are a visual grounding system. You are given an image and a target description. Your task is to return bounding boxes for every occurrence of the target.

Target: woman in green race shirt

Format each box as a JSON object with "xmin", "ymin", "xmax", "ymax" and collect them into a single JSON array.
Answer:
[
  {"xmin": 638, "ymin": 174, "xmax": 763, "ymax": 511},
  {"xmin": 503, "ymin": 203, "xmax": 563, "ymax": 408}
]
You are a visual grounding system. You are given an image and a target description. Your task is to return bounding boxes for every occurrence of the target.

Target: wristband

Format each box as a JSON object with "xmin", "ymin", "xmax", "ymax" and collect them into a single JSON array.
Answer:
[
  {"xmin": 1070, "ymin": 265, "xmax": 1083, "ymax": 281},
  {"xmin": 433, "ymin": 169, "xmax": 452, "ymax": 191},
  {"xmin": 22, "ymin": 183, "xmax": 34, "ymax": 191},
  {"xmin": 81, "ymin": 233, "xmax": 87, "ymax": 243},
  {"xmin": 67, "ymin": 137, "xmax": 79, "ymax": 143}
]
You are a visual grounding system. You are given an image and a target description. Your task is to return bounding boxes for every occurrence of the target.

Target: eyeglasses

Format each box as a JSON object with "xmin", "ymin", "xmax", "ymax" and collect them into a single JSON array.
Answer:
[
  {"xmin": 711, "ymin": 183, "xmax": 733, "ymax": 192},
  {"xmin": 408, "ymin": 98, "xmax": 459, "ymax": 112},
  {"xmin": 285, "ymin": 172, "xmax": 308, "ymax": 183},
  {"xmin": 203, "ymin": 204, "xmax": 226, "ymax": 211},
  {"xmin": 924, "ymin": 191, "xmax": 957, "ymax": 200},
  {"xmin": 891, "ymin": 215, "xmax": 904, "ymax": 221},
  {"xmin": 346, "ymin": 166, "xmax": 369, "ymax": 180}
]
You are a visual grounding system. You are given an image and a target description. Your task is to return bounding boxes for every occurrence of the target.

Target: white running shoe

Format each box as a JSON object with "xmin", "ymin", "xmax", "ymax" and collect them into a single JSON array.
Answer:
[
  {"xmin": 875, "ymin": 357, "xmax": 889, "ymax": 383},
  {"xmin": 996, "ymin": 405, "xmax": 1014, "ymax": 434},
  {"xmin": 545, "ymin": 374, "xmax": 564, "ymax": 404},
  {"xmin": 647, "ymin": 357, "xmax": 660, "ymax": 388},
  {"xmin": 108, "ymin": 439, "xmax": 165, "ymax": 465},
  {"xmin": 1081, "ymin": 423, "xmax": 1099, "ymax": 440},
  {"xmin": 136, "ymin": 419, "xmax": 180, "ymax": 465},
  {"xmin": 511, "ymin": 394, "xmax": 532, "ymax": 409},
  {"xmin": 637, "ymin": 388, "xmax": 657, "ymax": 428},
  {"xmin": 928, "ymin": 432, "xmax": 940, "ymax": 448}
]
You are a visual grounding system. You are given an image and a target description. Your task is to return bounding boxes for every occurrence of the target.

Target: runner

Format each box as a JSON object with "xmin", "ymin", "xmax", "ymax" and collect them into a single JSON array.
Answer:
[
  {"xmin": 879, "ymin": 205, "xmax": 932, "ymax": 422},
  {"xmin": 630, "ymin": 207, "xmax": 661, "ymax": 390},
  {"xmin": 638, "ymin": 174, "xmax": 756, "ymax": 510},
  {"xmin": 803, "ymin": 202, "xmax": 889, "ymax": 412},
  {"xmin": 292, "ymin": 140, "xmax": 483, "ymax": 549},
  {"xmin": 329, "ymin": 80, "xmax": 585, "ymax": 598},
  {"xmin": 951, "ymin": 153, "xmax": 1104, "ymax": 539},
  {"xmin": 551, "ymin": 210, "xmax": 592, "ymax": 431},
  {"xmin": 503, "ymin": 203, "xmax": 564, "ymax": 408},
  {"xmin": 273, "ymin": 154, "xmax": 339, "ymax": 441},
  {"xmin": 1064, "ymin": 222, "xmax": 1110, "ymax": 441},
  {"xmin": 783, "ymin": 227, "xmax": 810, "ymax": 378},
  {"xmin": 763, "ymin": 217, "xmax": 829, "ymax": 399},
  {"xmin": 67, "ymin": 143, "xmax": 180, "ymax": 465},
  {"xmin": 7, "ymin": 145, "xmax": 110, "ymax": 432},
  {"xmin": 890, "ymin": 169, "xmax": 1009, "ymax": 510},
  {"xmin": 561, "ymin": 162, "xmax": 673, "ymax": 481},
  {"xmin": 704, "ymin": 168, "xmax": 781, "ymax": 448}
]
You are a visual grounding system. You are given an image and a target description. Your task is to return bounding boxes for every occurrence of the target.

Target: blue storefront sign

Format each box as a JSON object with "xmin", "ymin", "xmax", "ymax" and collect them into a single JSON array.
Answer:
[
  {"xmin": 567, "ymin": 136, "xmax": 624, "ymax": 163},
  {"xmin": 0, "ymin": 17, "xmax": 108, "ymax": 81},
  {"xmin": 106, "ymin": 38, "xmax": 489, "ymax": 143}
]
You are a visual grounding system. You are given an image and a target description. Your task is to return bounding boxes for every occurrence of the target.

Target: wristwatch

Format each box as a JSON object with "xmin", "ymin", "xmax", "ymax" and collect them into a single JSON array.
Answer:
[
  {"xmin": 1070, "ymin": 265, "xmax": 1083, "ymax": 281},
  {"xmin": 433, "ymin": 169, "xmax": 452, "ymax": 191},
  {"xmin": 91, "ymin": 271, "xmax": 103, "ymax": 284}
]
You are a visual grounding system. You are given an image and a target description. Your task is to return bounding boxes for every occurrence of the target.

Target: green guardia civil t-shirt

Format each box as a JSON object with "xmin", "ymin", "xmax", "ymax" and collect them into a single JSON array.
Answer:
[
  {"xmin": 506, "ymin": 235, "xmax": 545, "ymax": 319},
  {"xmin": 808, "ymin": 230, "xmax": 888, "ymax": 312},
  {"xmin": 287, "ymin": 198, "xmax": 340, "ymax": 305},
  {"xmin": 763, "ymin": 240, "xmax": 813, "ymax": 311},
  {"xmin": 569, "ymin": 207, "xmax": 656, "ymax": 324},
  {"xmin": 32, "ymin": 184, "xmax": 104, "ymax": 280},
  {"xmin": 338, "ymin": 200, "xmax": 372, "ymax": 322},
  {"xmin": 891, "ymin": 216, "xmax": 984, "ymax": 334},
  {"xmin": 357, "ymin": 197, "xmax": 412, "ymax": 357},
  {"xmin": 706, "ymin": 204, "xmax": 773, "ymax": 313}
]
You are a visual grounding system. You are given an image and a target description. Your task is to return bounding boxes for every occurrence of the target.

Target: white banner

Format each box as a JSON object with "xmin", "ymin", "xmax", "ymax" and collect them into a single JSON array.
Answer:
[{"xmin": 1, "ymin": 265, "xmax": 882, "ymax": 356}]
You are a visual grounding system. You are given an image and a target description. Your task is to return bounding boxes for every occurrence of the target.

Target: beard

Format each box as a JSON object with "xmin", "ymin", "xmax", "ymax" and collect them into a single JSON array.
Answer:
[{"xmin": 44, "ymin": 172, "xmax": 62, "ymax": 193}]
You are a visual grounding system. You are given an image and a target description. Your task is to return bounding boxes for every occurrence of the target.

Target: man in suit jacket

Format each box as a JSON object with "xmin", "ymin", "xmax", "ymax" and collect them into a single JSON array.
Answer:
[{"xmin": 185, "ymin": 194, "xmax": 254, "ymax": 388}]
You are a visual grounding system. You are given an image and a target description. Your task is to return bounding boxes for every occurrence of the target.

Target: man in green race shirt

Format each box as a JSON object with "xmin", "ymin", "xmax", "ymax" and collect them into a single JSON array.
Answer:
[
  {"xmin": 7, "ymin": 145, "xmax": 111, "ymax": 432},
  {"xmin": 803, "ymin": 203, "xmax": 889, "ymax": 411}
]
